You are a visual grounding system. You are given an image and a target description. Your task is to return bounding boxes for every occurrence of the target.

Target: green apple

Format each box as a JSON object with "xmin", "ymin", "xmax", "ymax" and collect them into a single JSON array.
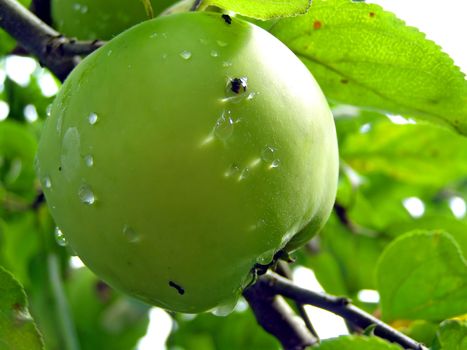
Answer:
[
  {"xmin": 51, "ymin": 0, "xmax": 175, "ymax": 40},
  {"xmin": 36, "ymin": 12, "xmax": 338, "ymax": 313}
]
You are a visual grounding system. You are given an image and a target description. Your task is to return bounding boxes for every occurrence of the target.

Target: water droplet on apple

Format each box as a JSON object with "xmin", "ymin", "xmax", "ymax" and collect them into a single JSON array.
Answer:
[
  {"xmin": 224, "ymin": 163, "xmax": 240, "ymax": 177},
  {"xmin": 261, "ymin": 146, "xmax": 276, "ymax": 162},
  {"xmin": 222, "ymin": 61, "xmax": 232, "ymax": 68},
  {"xmin": 238, "ymin": 167, "xmax": 250, "ymax": 181},
  {"xmin": 46, "ymin": 104, "xmax": 52, "ymax": 117},
  {"xmin": 88, "ymin": 112, "xmax": 98, "ymax": 125},
  {"xmin": 43, "ymin": 176, "xmax": 52, "ymax": 189},
  {"xmin": 84, "ymin": 155, "xmax": 94, "ymax": 167},
  {"xmin": 216, "ymin": 40, "xmax": 228, "ymax": 47},
  {"xmin": 269, "ymin": 159, "xmax": 281, "ymax": 169},
  {"xmin": 211, "ymin": 298, "xmax": 238, "ymax": 317},
  {"xmin": 56, "ymin": 113, "xmax": 63, "ymax": 134},
  {"xmin": 256, "ymin": 249, "xmax": 275, "ymax": 264},
  {"xmin": 150, "ymin": 32, "xmax": 158, "ymax": 38},
  {"xmin": 61, "ymin": 127, "xmax": 81, "ymax": 181},
  {"xmin": 179, "ymin": 51, "xmax": 192, "ymax": 60},
  {"xmin": 210, "ymin": 50, "xmax": 219, "ymax": 57},
  {"xmin": 78, "ymin": 184, "xmax": 95, "ymax": 205},
  {"xmin": 123, "ymin": 225, "xmax": 140, "ymax": 243},
  {"xmin": 199, "ymin": 38, "xmax": 208, "ymax": 45},
  {"xmin": 55, "ymin": 227, "xmax": 67, "ymax": 246},
  {"xmin": 107, "ymin": 50, "xmax": 112, "ymax": 56},
  {"xmin": 214, "ymin": 110, "xmax": 234, "ymax": 140}
]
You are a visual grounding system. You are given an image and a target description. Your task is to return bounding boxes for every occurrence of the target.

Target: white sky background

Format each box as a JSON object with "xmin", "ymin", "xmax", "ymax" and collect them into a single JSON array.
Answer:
[{"xmin": 139, "ymin": 2, "xmax": 467, "ymax": 349}]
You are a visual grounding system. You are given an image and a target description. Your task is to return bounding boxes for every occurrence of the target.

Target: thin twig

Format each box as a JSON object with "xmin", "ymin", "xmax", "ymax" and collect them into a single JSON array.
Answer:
[
  {"xmin": 276, "ymin": 261, "xmax": 319, "ymax": 339},
  {"xmin": 243, "ymin": 281, "xmax": 317, "ymax": 350},
  {"xmin": 190, "ymin": 0, "xmax": 203, "ymax": 11},
  {"xmin": 261, "ymin": 272, "xmax": 428, "ymax": 350}
]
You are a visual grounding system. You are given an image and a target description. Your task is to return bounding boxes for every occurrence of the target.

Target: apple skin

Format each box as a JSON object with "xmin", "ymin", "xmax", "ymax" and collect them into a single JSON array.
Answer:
[
  {"xmin": 51, "ymin": 0, "xmax": 175, "ymax": 40},
  {"xmin": 36, "ymin": 12, "xmax": 338, "ymax": 313}
]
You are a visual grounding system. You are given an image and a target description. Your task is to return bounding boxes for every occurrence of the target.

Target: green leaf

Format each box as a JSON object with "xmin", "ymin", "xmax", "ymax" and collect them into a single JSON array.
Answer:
[
  {"xmin": 376, "ymin": 231, "xmax": 467, "ymax": 322},
  {"xmin": 313, "ymin": 335, "xmax": 403, "ymax": 349},
  {"xmin": 432, "ymin": 319, "xmax": 467, "ymax": 350},
  {"xmin": 269, "ymin": 0, "xmax": 467, "ymax": 134},
  {"xmin": 386, "ymin": 216, "xmax": 467, "ymax": 259},
  {"xmin": 202, "ymin": 0, "xmax": 311, "ymax": 20},
  {"xmin": 398, "ymin": 320, "xmax": 438, "ymax": 347},
  {"xmin": 0, "ymin": 212, "xmax": 41, "ymax": 288},
  {"xmin": 342, "ymin": 121, "xmax": 467, "ymax": 187},
  {"xmin": 0, "ymin": 265, "xmax": 44, "ymax": 350},
  {"xmin": 0, "ymin": 121, "xmax": 38, "ymax": 201}
]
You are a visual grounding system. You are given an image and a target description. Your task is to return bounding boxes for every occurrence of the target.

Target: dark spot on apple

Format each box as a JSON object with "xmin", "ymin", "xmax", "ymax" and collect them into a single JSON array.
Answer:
[
  {"xmin": 230, "ymin": 77, "xmax": 247, "ymax": 94},
  {"xmin": 341, "ymin": 79, "xmax": 349, "ymax": 84},
  {"xmin": 222, "ymin": 14, "xmax": 232, "ymax": 25},
  {"xmin": 169, "ymin": 281, "xmax": 185, "ymax": 295},
  {"xmin": 58, "ymin": 166, "xmax": 62, "ymax": 171},
  {"xmin": 313, "ymin": 20, "xmax": 322, "ymax": 30},
  {"xmin": 369, "ymin": 12, "xmax": 375, "ymax": 17}
]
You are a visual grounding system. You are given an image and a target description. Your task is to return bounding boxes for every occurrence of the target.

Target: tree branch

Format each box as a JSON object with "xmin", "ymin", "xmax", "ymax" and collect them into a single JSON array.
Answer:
[
  {"xmin": 260, "ymin": 272, "xmax": 428, "ymax": 350},
  {"xmin": 0, "ymin": 0, "xmax": 104, "ymax": 80},
  {"xmin": 243, "ymin": 280, "xmax": 318, "ymax": 350},
  {"xmin": 276, "ymin": 261, "xmax": 319, "ymax": 339}
]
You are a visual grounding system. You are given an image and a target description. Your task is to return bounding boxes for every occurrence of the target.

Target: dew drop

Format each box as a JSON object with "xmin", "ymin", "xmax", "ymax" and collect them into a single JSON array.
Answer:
[
  {"xmin": 222, "ymin": 61, "xmax": 232, "ymax": 68},
  {"xmin": 78, "ymin": 184, "xmax": 95, "ymax": 205},
  {"xmin": 150, "ymin": 32, "xmax": 158, "ymax": 38},
  {"xmin": 123, "ymin": 224, "xmax": 140, "ymax": 243},
  {"xmin": 213, "ymin": 110, "xmax": 234, "ymax": 140},
  {"xmin": 224, "ymin": 163, "xmax": 240, "ymax": 177},
  {"xmin": 179, "ymin": 50, "xmax": 192, "ymax": 60},
  {"xmin": 269, "ymin": 159, "xmax": 281, "ymax": 169},
  {"xmin": 43, "ymin": 176, "xmax": 52, "ymax": 189},
  {"xmin": 238, "ymin": 167, "xmax": 250, "ymax": 181},
  {"xmin": 107, "ymin": 50, "xmax": 112, "ymax": 56},
  {"xmin": 211, "ymin": 298, "xmax": 238, "ymax": 317},
  {"xmin": 210, "ymin": 50, "xmax": 219, "ymax": 57},
  {"xmin": 88, "ymin": 112, "xmax": 98, "ymax": 125},
  {"xmin": 261, "ymin": 146, "xmax": 276, "ymax": 163},
  {"xmin": 46, "ymin": 104, "xmax": 52, "ymax": 117},
  {"xmin": 256, "ymin": 249, "xmax": 275, "ymax": 265},
  {"xmin": 56, "ymin": 113, "xmax": 63, "ymax": 134},
  {"xmin": 55, "ymin": 227, "xmax": 67, "ymax": 246},
  {"xmin": 199, "ymin": 38, "xmax": 208, "ymax": 45},
  {"xmin": 216, "ymin": 40, "xmax": 228, "ymax": 47},
  {"xmin": 162, "ymin": 53, "xmax": 168, "ymax": 60},
  {"xmin": 84, "ymin": 155, "xmax": 94, "ymax": 167}
]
